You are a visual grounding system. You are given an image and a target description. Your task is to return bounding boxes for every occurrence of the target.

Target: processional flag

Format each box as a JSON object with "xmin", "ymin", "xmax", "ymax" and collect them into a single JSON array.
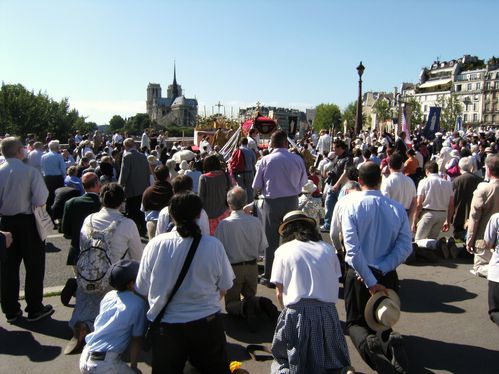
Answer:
[{"xmin": 422, "ymin": 107, "xmax": 441, "ymax": 140}]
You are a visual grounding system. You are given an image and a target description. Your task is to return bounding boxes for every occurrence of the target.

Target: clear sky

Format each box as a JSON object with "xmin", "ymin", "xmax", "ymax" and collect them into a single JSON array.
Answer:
[{"xmin": 1, "ymin": 0, "xmax": 498, "ymax": 124}]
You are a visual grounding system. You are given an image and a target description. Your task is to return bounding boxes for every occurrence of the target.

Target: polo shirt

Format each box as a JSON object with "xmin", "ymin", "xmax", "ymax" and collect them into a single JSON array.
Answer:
[{"xmin": 417, "ymin": 173, "xmax": 453, "ymax": 211}]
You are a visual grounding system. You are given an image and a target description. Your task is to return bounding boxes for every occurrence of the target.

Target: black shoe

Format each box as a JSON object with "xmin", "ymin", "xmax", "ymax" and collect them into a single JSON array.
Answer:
[
  {"xmin": 259, "ymin": 278, "xmax": 276, "ymax": 289},
  {"xmin": 6, "ymin": 310, "xmax": 22, "ymax": 323},
  {"xmin": 366, "ymin": 335, "xmax": 396, "ymax": 374},
  {"xmin": 389, "ymin": 332, "xmax": 408, "ymax": 374},
  {"xmin": 447, "ymin": 237, "xmax": 460, "ymax": 259},
  {"xmin": 245, "ymin": 297, "xmax": 260, "ymax": 333},
  {"xmin": 61, "ymin": 278, "xmax": 77, "ymax": 306},
  {"xmin": 27, "ymin": 305, "xmax": 54, "ymax": 322},
  {"xmin": 259, "ymin": 297, "xmax": 280, "ymax": 320}
]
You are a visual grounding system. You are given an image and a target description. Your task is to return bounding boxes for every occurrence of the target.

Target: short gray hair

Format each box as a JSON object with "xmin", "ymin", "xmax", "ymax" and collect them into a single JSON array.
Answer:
[
  {"xmin": 227, "ymin": 186, "xmax": 247, "ymax": 211},
  {"xmin": 458, "ymin": 156, "xmax": 473, "ymax": 173},
  {"xmin": 343, "ymin": 181, "xmax": 361, "ymax": 192},
  {"xmin": 0, "ymin": 137, "xmax": 23, "ymax": 158},
  {"xmin": 48, "ymin": 140, "xmax": 60, "ymax": 151}
]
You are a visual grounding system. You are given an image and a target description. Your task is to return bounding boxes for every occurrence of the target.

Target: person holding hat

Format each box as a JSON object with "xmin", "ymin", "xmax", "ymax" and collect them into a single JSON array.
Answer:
[
  {"xmin": 79, "ymin": 259, "xmax": 147, "ymax": 374},
  {"xmin": 270, "ymin": 210, "xmax": 353, "ymax": 374},
  {"xmin": 342, "ymin": 162, "xmax": 412, "ymax": 373}
]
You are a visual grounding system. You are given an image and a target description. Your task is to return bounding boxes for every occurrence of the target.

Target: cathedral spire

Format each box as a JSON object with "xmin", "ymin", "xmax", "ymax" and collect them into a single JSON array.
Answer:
[{"xmin": 172, "ymin": 61, "xmax": 179, "ymax": 99}]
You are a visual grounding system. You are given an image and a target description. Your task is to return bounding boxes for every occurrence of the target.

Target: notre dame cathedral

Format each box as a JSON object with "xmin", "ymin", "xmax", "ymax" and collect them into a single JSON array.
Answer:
[{"xmin": 146, "ymin": 64, "xmax": 198, "ymax": 127}]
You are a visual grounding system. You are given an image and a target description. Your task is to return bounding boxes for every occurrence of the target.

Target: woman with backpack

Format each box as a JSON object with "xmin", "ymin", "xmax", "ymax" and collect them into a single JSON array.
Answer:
[{"xmin": 65, "ymin": 182, "xmax": 143, "ymax": 355}]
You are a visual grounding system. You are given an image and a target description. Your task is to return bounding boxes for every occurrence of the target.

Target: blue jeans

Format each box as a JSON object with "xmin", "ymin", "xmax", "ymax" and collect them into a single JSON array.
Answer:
[{"xmin": 322, "ymin": 189, "xmax": 338, "ymax": 229}]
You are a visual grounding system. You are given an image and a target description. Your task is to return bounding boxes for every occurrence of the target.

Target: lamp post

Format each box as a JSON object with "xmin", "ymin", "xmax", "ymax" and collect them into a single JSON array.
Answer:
[{"xmin": 355, "ymin": 61, "xmax": 365, "ymax": 135}]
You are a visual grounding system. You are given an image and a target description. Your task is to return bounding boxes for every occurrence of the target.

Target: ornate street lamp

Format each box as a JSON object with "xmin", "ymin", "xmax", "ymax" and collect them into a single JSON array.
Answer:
[{"xmin": 355, "ymin": 61, "xmax": 365, "ymax": 135}]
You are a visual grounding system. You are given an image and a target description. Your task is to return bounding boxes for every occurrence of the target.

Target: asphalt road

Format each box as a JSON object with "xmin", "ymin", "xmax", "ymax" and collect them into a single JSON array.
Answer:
[{"xmin": 7, "ymin": 230, "xmax": 499, "ymax": 373}]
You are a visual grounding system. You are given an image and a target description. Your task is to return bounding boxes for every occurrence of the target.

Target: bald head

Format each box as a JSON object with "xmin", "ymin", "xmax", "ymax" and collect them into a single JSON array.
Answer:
[
  {"xmin": 227, "ymin": 186, "xmax": 247, "ymax": 211},
  {"xmin": 82, "ymin": 172, "xmax": 100, "ymax": 192}
]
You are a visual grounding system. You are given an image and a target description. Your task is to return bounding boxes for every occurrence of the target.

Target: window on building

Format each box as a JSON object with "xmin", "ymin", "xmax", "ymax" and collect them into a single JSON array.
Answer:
[
  {"xmin": 456, "ymin": 85, "xmax": 462, "ymax": 92},
  {"xmin": 424, "ymin": 105, "xmax": 427, "ymax": 112},
  {"xmin": 493, "ymin": 115, "xmax": 496, "ymax": 123},
  {"xmin": 467, "ymin": 83, "xmax": 472, "ymax": 90},
  {"xmin": 473, "ymin": 113, "xmax": 478, "ymax": 122},
  {"xmin": 473, "ymin": 103, "xmax": 477, "ymax": 111},
  {"xmin": 464, "ymin": 114, "xmax": 468, "ymax": 122},
  {"xmin": 476, "ymin": 83, "xmax": 481, "ymax": 90}
]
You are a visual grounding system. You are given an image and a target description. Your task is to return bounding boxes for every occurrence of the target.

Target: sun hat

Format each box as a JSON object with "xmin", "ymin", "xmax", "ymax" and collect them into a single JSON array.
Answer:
[
  {"xmin": 364, "ymin": 289, "xmax": 401, "ymax": 332},
  {"xmin": 301, "ymin": 180, "xmax": 317, "ymax": 194},
  {"xmin": 278, "ymin": 210, "xmax": 316, "ymax": 235}
]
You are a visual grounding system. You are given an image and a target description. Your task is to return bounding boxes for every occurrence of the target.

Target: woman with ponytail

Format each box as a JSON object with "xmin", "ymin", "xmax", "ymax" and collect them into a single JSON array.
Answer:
[{"xmin": 136, "ymin": 192, "xmax": 235, "ymax": 373}]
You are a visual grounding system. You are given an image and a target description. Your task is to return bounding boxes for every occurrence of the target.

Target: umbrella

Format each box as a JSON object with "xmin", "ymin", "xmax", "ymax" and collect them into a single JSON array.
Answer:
[{"xmin": 172, "ymin": 149, "xmax": 196, "ymax": 163}]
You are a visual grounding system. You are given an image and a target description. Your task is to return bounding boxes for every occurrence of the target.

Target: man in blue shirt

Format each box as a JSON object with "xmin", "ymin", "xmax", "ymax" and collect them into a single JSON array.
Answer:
[
  {"xmin": 235, "ymin": 137, "xmax": 257, "ymax": 203},
  {"xmin": 342, "ymin": 162, "xmax": 412, "ymax": 374},
  {"xmin": 41, "ymin": 140, "xmax": 66, "ymax": 218}
]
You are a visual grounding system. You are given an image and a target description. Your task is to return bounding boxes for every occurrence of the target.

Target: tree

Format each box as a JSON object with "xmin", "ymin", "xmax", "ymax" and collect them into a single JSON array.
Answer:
[
  {"xmin": 436, "ymin": 94, "xmax": 463, "ymax": 131},
  {"xmin": 314, "ymin": 103, "xmax": 342, "ymax": 131},
  {"xmin": 406, "ymin": 97, "xmax": 423, "ymax": 127},
  {"xmin": 0, "ymin": 83, "xmax": 87, "ymax": 140},
  {"xmin": 124, "ymin": 113, "xmax": 152, "ymax": 134},
  {"xmin": 372, "ymin": 98, "xmax": 391, "ymax": 127},
  {"xmin": 109, "ymin": 115, "xmax": 126, "ymax": 132},
  {"xmin": 342, "ymin": 102, "xmax": 357, "ymax": 130}
]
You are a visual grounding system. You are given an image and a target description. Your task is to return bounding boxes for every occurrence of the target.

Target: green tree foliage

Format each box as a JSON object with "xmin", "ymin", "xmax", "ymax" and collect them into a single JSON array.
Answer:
[
  {"xmin": 0, "ymin": 83, "xmax": 89, "ymax": 140},
  {"xmin": 436, "ymin": 94, "xmax": 463, "ymax": 130},
  {"xmin": 372, "ymin": 98, "xmax": 391, "ymax": 126},
  {"xmin": 314, "ymin": 103, "xmax": 342, "ymax": 131},
  {"xmin": 109, "ymin": 115, "xmax": 126, "ymax": 132},
  {"xmin": 342, "ymin": 102, "xmax": 357, "ymax": 130},
  {"xmin": 124, "ymin": 113, "xmax": 152, "ymax": 135},
  {"xmin": 406, "ymin": 97, "xmax": 423, "ymax": 127}
]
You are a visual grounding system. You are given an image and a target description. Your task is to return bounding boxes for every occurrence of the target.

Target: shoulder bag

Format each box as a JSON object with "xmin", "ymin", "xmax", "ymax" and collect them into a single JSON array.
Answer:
[{"xmin": 142, "ymin": 234, "xmax": 202, "ymax": 351}]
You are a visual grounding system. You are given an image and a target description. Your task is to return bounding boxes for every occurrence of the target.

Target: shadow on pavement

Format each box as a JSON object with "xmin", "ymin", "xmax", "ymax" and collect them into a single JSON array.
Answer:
[
  {"xmin": 0, "ymin": 326, "xmax": 61, "ymax": 361},
  {"xmin": 222, "ymin": 313, "xmax": 276, "ymax": 344},
  {"xmin": 404, "ymin": 335, "xmax": 498, "ymax": 374},
  {"xmin": 399, "ymin": 279, "xmax": 477, "ymax": 314},
  {"xmin": 13, "ymin": 316, "xmax": 73, "ymax": 340}
]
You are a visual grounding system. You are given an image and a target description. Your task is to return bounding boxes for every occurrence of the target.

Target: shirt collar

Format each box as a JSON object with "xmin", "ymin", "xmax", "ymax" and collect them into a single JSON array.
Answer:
[
  {"xmin": 230, "ymin": 210, "xmax": 245, "ymax": 217},
  {"xmin": 362, "ymin": 189, "xmax": 383, "ymax": 197}
]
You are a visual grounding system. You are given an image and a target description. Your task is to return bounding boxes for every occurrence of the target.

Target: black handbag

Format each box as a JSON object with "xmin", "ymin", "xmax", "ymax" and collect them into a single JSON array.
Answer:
[{"xmin": 142, "ymin": 234, "xmax": 201, "ymax": 351}]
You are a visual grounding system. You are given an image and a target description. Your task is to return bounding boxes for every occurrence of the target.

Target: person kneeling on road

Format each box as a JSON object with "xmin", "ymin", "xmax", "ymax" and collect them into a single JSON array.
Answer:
[{"xmin": 80, "ymin": 259, "xmax": 146, "ymax": 374}]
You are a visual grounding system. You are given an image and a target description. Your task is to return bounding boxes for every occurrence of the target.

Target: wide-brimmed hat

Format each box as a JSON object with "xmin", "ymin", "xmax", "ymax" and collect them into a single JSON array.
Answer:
[
  {"xmin": 301, "ymin": 180, "xmax": 317, "ymax": 194},
  {"xmin": 364, "ymin": 289, "xmax": 401, "ymax": 332},
  {"xmin": 278, "ymin": 210, "xmax": 316, "ymax": 235}
]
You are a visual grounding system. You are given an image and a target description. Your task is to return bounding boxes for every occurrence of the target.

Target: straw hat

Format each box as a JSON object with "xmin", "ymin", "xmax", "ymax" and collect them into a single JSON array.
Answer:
[
  {"xmin": 364, "ymin": 289, "xmax": 401, "ymax": 332},
  {"xmin": 278, "ymin": 210, "xmax": 316, "ymax": 235}
]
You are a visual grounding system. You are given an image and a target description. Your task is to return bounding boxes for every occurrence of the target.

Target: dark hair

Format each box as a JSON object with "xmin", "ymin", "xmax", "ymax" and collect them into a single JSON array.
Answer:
[
  {"xmin": 359, "ymin": 162, "xmax": 382, "ymax": 188},
  {"xmin": 389, "ymin": 152, "xmax": 404, "ymax": 170},
  {"xmin": 270, "ymin": 130, "xmax": 288, "ymax": 148},
  {"xmin": 460, "ymin": 148, "xmax": 471, "ymax": 157},
  {"xmin": 99, "ymin": 162, "xmax": 114, "ymax": 177},
  {"xmin": 171, "ymin": 175, "xmax": 193, "ymax": 193},
  {"xmin": 424, "ymin": 160, "xmax": 439, "ymax": 174},
  {"xmin": 486, "ymin": 154, "xmax": 499, "ymax": 177},
  {"xmin": 100, "ymin": 182, "xmax": 125, "ymax": 209},
  {"xmin": 333, "ymin": 140, "xmax": 347, "ymax": 150},
  {"xmin": 346, "ymin": 166, "xmax": 359, "ymax": 182},
  {"xmin": 281, "ymin": 220, "xmax": 322, "ymax": 244},
  {"xmin": 203, "ymin": 154, "xmax": 221, "ymax": 172},
  {"xmin": 353, "ymin": 148, "xmax": 362, "ymax": 157},
  {"xmin": 169, "ymin": 193, "xmax": 202, "ymax": 238},
  {"xmin": 406, "ymin": 149, "xmax": 415, "ymax": 157},
  {"xmin": 241, "ymin": 137, "xmax": 248, "ymax": 146},
  {"xmin": 154, "ymin": 164, "xmax": 170, "ymax": 181},
  {"xmin": 362, "ymin": 149, "xmax": 372, "ymax": 159}
]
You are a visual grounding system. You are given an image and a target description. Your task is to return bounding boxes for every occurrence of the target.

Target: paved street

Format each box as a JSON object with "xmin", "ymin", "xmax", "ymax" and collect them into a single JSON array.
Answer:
[{"xmin": 4, "ymin": 231, "xmax": 499, "ymax": 373}]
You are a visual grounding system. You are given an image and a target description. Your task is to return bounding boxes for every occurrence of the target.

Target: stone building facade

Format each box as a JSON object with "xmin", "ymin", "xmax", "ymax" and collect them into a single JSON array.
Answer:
[{"xmin": 146, "ymin": 65, "xmax": 198, "ymax": 127}]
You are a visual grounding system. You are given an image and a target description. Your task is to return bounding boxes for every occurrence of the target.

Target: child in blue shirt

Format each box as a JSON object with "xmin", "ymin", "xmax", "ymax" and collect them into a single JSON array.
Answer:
[{"xmin": 79, "ymin": 259, "xmax": 147, "ymax": 374}]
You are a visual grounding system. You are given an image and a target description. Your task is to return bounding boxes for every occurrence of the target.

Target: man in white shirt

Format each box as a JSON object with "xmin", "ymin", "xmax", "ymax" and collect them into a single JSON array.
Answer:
[
  {"xmin": 140, "ymin": 129, "xmax": 150, "ymax": 151},
  {"xmin": 413, "ymin": 161, "xmax": 454, "ymax": 241},
  {"xmin": 247, "ymin": 128, "xmax": 260, "ymax": 155},
  {"xmin": 316, "ymin": 129, "xmax": 332, "ymax": 155},
  {"xmin": 215, "ymin": 187, "xmax": 276, "ymax": 330},
  {"xmin": 381, "ymin": 152, "xmax": 417, "ymax": 227}
]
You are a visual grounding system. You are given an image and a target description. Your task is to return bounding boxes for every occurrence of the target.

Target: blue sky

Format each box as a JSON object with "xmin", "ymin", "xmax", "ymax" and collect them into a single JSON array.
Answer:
[{"xmin": 1, "ymin": 0, "xmax": 498, "ymax": 124}]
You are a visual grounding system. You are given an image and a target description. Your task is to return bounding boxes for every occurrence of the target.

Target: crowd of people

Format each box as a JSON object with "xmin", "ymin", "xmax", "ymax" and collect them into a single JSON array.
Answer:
[{"xmin": 0, "ymin": 122, "xmax": 498, "ymax": 374}]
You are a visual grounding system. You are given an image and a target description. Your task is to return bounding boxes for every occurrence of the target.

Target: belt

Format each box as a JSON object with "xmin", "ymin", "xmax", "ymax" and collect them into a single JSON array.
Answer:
[
  {"xmin": 89, "ymin": 351, "xmax": 106, "ymax": 361},
  {"xmin": 232, "ymin": 259, "xmax": 257, "ymax": 266},
  {"xmin": 422, "ymin": 208, "xmax": 446, "ymax": 212},
  {"xmin": 158, "ymin": 312, "xmax": 219, "ymax": 330}
]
